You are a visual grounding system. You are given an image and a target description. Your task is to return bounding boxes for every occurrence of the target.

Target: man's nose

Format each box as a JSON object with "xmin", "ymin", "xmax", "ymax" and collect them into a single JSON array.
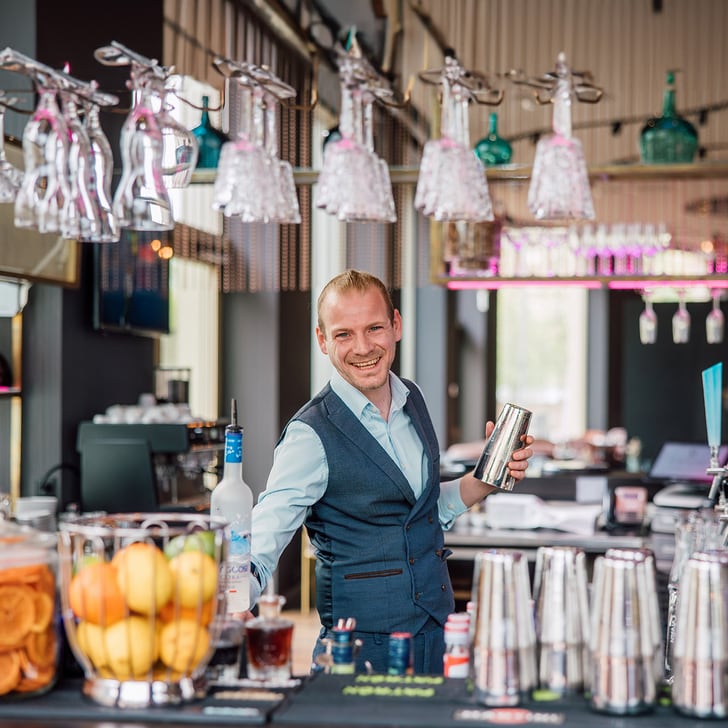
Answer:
[{"xmin": 352, "ymin": 331, "xmax": 373, "ymax": 352}]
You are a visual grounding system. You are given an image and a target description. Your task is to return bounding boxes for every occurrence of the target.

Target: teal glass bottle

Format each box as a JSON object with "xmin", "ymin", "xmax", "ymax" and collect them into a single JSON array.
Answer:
[
  {"xmin": 639, "ymin": 71, "xmax": 698, "ymax": 164},
  {"xmin": 192, "ymin": 96, "xmax": 227, "ymax": 169},
  {"xmin": 474, "ymin": 112, "xmax": 512, "ymax": 166}
]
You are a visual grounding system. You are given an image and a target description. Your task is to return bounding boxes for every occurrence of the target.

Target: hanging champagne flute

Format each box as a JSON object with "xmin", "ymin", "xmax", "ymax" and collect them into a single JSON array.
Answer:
[{"xmin": 706, "ymin": 290, "xmax": 724, "ymax": 344}]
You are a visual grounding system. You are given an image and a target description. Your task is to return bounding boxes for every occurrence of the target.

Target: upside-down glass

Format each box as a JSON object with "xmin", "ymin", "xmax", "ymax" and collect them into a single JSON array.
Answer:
[
  {"xmin": 528, "ymin": 53, "xmax": 594, "ymax": 222},
  {"xmin": 672, "ymin": 290, "xmax": 690, "ymax": 344},
  {"xmin": 159, "ymin": 86, "xmax": 199, "ymax": 189},
  {"xmin": 14, "ymin": 83, "xmax": 72, "ymax": 234},
  {"xmin": 706, "ymin": 290, "xmax": 724, "ymax": 344},
  {"xmin": 415, "ymin": 59, "xmax": 493, "ymax": 223},
  {"xmin": 0, "ymin": 97, "xmax": 24, "ymax": 203},
  {"xmin": 83, "ymin": 100, "xmax": 120, "ymax": 242},
  {"xmin": 112, "ymin": 68, "xmax": 173, "ymax": 231},
  {"xmin": 639, "ymin": 295, "xmax": 658, "ymax": 344},
  {"xmin": 59, "ymin": 87, "xmax": 100, "ymax": 241}
]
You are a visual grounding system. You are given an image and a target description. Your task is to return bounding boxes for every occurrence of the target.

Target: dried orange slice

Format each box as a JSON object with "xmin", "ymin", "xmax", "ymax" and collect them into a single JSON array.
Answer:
[
  {"xmin": 35, "ymin": 565, "xmax": 56, "ymax": 599},
  {"xmin": 0, "ymin": 563, "xmax": 45, "ymax": 585},
  {"xmin": 30, "ymin": 591, "xmax": 54, "ymax": 633},
  {"xmin": 24, "ymin": 629, "xmax": 57, "ymax": 669},
  {"xmin": 14, "ymin": 663, "xmax": 54, "ymax": 693},
  {"xmin": 0, "ymin": 650, "xmax": 21, "ymax": 696},
  {"xmin": 0, "ymin": 584, "xmax": 35, "ymax": 648}
]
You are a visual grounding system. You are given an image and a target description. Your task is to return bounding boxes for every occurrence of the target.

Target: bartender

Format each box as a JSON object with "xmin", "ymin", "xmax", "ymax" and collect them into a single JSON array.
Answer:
[{"xmin": 248, "ymin": 269, "xmax": 534, "ymax": 674}]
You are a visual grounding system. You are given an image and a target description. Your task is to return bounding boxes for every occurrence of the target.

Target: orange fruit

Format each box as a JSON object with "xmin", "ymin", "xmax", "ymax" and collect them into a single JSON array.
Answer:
[
  {"xmin": 159, "ymin": 597, "xmax": 215, "ymax": 626},
  {"xmin": 68, "ymin": 562, "xmax": 126, "ymax": 627}
]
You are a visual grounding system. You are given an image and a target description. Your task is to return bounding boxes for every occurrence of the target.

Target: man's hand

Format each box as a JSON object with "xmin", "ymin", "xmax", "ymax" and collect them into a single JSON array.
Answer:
[{"xmin": 483, "ymin": 420, "xmax": 534, "ymax": 483}]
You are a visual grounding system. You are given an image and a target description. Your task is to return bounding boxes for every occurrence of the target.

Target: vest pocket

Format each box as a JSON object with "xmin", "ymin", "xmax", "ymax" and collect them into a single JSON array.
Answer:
[{"xmin": 344, "ymin": 568, "xmax": 403, "ymax": 580}]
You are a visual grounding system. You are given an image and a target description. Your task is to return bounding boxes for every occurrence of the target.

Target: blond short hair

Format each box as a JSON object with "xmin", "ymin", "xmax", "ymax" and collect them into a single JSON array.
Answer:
[{"xmin": 317, "ymin": 269, "xmax": 394, "ymax": 335}]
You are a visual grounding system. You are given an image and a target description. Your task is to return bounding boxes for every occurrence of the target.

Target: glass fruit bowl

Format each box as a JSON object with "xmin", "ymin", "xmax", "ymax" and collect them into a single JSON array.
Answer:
[{"xmin": 58, "ymin": 512, "xmax": 228, "ymax": 708}]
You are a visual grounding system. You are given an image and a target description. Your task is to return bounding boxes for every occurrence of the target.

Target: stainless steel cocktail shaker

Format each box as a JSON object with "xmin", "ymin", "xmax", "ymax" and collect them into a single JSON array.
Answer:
[{"xmin": 474, "ymin": 403, "xmax": 532, "ymax": 491}]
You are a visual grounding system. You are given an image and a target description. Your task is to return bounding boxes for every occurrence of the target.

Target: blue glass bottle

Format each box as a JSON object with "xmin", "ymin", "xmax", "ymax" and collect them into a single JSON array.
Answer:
[
  {"xmin": 639, "ymin": 71, "xmax": 698, "ymax": 164},
  {"xmin": 474, "ymin": 112, "xmax": 512, "ymax": 166},
  {"xmin": 192, "ymin": 95, "xmax": 227, "ymax": 169}
]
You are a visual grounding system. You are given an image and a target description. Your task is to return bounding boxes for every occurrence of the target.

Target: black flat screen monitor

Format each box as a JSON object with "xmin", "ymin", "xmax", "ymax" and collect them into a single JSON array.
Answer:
[{"xmin": 648, "ymin": 441, "xmax": 728, "ymax": 484}]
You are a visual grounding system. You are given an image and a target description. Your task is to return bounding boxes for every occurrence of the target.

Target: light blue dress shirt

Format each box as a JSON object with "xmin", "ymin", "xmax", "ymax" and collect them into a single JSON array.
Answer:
[{"xmin": 249, "ymin": 371, "xmax": 468, "ymax": 601}]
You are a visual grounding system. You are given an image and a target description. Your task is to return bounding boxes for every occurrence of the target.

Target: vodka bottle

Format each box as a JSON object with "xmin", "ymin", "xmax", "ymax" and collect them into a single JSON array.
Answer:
[{"xmin": 211, "ymin": 398, "xmax": 253, "ymax": 613}]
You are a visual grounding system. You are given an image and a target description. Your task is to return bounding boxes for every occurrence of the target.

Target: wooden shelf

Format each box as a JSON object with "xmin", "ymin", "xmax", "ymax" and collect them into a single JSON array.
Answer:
[{"xmin": 189, "ymin": 161, "xmax": 728, "ymax": 187}]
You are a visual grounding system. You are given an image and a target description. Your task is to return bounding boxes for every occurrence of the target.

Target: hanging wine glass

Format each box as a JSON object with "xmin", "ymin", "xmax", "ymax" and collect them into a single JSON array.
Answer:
[
  {"xmin": 82, "ymin": 97, "xmax": 120, "ymax": 242},
  {"xmin": 639, "ymin": 292, "xmax": 657, "ymax": 344},
  {"xmin": 0, "ymin": 94, "xmax": 24, "ymax": 203},
  {"xmin": 112, "ymin": 66, "xmax": 173, "ymax": 231},
  {"xmin": 706, "ymin": 290, "xmax": 724, "ymax": 344},
  {"xmin": 672, "ymin": 289, "xmax": 690, "ymax": 344},
  {"xmin": 14, "ymin": 80, "xmax": 71, "ymax": 234},
  {"xmin": 159, "ymin": 78, "xmax": 199, "ymax": 189},
  {"xmin": 59, "ymin": 85, "xmax": 100, "ymax": 240}
]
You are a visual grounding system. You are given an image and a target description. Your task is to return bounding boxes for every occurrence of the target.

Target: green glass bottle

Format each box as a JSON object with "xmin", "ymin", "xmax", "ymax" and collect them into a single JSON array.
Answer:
[
  {"xmin": 474, "ymin": 112, "xmax": 512, "ymax": 166},
  {"xmin": 639, "ymin": 71, "xmax": 698, "ymax": 164},
  {"xmin": 192, "ymin": 96, "xmax": 228, "ymax": 169}
]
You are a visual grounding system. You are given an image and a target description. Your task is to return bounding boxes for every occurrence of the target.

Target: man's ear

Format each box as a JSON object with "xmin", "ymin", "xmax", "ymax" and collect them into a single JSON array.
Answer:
[
  {"xmin": 315, "ymin": 326, "xmax": 328, "ymax": 354},
  {"xmin": 393, "ymin": 309, "xmax": 403, "ymax": 342}
]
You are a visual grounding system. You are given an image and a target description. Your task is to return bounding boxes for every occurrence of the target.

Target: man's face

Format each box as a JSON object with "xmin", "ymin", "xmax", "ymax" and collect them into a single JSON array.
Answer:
[{"xmin": 316, "ymin": 286, "xmax": 402, "ymax": 397}]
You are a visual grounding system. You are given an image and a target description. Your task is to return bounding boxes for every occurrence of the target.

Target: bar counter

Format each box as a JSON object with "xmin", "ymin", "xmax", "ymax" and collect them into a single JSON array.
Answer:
[{"xmin": 0, "ymin": 675, "xmax": 714, "ymax": 728}]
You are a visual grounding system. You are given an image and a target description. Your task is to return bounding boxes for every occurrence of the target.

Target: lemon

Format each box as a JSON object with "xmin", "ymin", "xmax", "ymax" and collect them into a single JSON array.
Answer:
[
  {"xmin": 159, "ymin": 618, "xmax": 210, "ymax": 673},
  {"xmin": 113, "ymin": 542, "xmax": 174, "ymax": 615},
  {"xmin": 76, "ymin": 620, "xmax": 109, "ymax": 669},
  {"xmin": 169, "ymin": 551, "xmax": 218, "ymax": 608},
  {"xmin": 104, "ymin": 616, "xmax": 158, "ymax": 679}
]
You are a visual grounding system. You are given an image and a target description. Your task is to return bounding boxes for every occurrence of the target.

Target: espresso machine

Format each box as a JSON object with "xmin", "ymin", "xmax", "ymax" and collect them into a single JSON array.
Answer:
[{"xmin": 76, "ymin": 421, "xmax": 225, "ymax": 513}]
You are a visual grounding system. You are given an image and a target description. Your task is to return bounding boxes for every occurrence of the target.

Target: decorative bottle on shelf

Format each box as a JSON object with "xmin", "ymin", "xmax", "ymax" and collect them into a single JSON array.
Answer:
[
  {"xmin": 639, "ymin": 71, "xmax": 698, "ymax": 164},
  {"xmin": 211, "ymin": 398, "xmax": 253, "ymax": 613},
  {"xmin": 192, "ymin": 95, "xmax": 227, "ymax": 169},
  {"xmin": 474, "ymin": 112, "xmax": 512, "ymax": 166}
]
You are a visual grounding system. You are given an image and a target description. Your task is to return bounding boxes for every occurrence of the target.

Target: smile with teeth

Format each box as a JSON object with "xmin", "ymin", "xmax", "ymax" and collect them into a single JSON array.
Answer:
[{"xmin": 351, "ymin": 356, "xmax": 381, "ymax": 370}]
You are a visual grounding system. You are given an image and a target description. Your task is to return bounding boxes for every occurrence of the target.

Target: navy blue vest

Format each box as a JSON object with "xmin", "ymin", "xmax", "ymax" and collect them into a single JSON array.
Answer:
[{"xmin": 286, "ymin": 378, "xmax": 454, "ymax": 634}]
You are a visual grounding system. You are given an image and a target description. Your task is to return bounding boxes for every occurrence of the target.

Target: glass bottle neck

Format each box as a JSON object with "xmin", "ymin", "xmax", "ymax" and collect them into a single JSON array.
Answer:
[
  {"xmin": 488, "ymin": 113, "xmax": 498, "ymax": 137},
  {"xmin": 662, "ymin": 87, "xmax": 676, "ymax": 118}
]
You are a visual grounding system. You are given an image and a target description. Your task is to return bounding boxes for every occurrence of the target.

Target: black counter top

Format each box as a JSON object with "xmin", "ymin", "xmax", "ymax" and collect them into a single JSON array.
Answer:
[{"xmin": 0, "ymin": 675, "xmax": 714, "ymax": 728}]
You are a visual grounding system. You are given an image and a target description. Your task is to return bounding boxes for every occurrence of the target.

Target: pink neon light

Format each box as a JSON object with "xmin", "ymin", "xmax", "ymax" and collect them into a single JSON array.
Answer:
[
  {"xmin": 446, "ymin": 279, "xmax": 602, "ymax": 290},
  {"xmin": 607, "ymin": 279, "xmax": 728, "ymax": 290}
]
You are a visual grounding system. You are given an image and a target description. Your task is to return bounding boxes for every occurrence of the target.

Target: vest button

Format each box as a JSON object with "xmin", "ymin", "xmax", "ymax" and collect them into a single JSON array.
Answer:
[
  {"xmin": 428, "ymin": 515, "xmax": 434, "ymax": 523},
  {"xmin": 441, "ymin": 584, "xmax": 447, "ymax": 591},
  {"xmin": 414, "ymin": 592, "xmax": 420, "ymax": 600},
  {"xmin": 435, "ymin": 549, "xmax": 442, "ymax": 557},
  {"xmin": 406, "ymin": 524, "xmax": 411, "ymax": 530},
  {"xmin": 409, "ymin": 557, "xmax": 415, "ymax": 565}
]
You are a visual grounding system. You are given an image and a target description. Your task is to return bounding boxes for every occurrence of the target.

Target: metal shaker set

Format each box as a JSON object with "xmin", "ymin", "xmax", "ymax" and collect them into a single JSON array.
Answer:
[{"xmin": 469, "ymin": 542, "xmax": 728, "ymax": 718}]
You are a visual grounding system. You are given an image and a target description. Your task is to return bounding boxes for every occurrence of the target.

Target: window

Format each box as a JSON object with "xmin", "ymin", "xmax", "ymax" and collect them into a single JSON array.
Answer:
[{"xmin": 496, "ymin": 287, "xmax": 588, "ymax": 443}]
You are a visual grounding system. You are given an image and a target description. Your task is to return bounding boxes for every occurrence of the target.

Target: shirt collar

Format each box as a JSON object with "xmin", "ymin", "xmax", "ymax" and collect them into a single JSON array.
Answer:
[{"xmin": 330, "ymin": 370, "xmax": 410, "ymax": 419}]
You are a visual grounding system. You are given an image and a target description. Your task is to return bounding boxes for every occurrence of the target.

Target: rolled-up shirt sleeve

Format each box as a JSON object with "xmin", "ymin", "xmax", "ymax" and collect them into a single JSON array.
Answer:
[{"xmin": 438, "ymin": 477, "xmax": 468, "ymax": 530}]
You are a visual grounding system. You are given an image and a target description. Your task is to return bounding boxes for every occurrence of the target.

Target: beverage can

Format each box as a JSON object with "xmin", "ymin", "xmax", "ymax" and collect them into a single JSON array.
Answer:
[{"xmin": 387, "ymin": 632, "xmax": 413, "ymax": 675}]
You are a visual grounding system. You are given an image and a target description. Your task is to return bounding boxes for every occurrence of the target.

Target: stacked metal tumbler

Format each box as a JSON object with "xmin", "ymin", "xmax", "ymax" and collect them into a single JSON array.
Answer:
[
  {"xmin": 532, "ymin": 546, "xmax": 591, "ymax": 695},
  {"xmin": 588, "ymin": 549, "xmax": 662, "ymax": 714},
  {"xmin": 671, "ymin": 550, "xmax": 728, "ymax": 718},
  {"xmin": 471, "ymin": 549, "xmax": 537, "ymax": 706}
]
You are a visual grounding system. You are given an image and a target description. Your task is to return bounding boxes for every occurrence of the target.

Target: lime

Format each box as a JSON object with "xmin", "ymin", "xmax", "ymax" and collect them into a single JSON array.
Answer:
[{"xmin": 164, "ymin": 531, "xmax": 216, "ymax": 560}]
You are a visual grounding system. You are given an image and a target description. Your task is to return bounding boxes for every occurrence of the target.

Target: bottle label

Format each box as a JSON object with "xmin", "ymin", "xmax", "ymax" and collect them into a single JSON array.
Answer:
[
  {"xmin": 225, "ymin": 431, "xmax": 243, "ymax": 463},
  {"xmin": 224, "ymin": 554, "xmax": 250, "ymax": 612},
  {"xmin": 443, "ymin": 653, "xmax": 470, "ymax": 678},
  {"xmin": 230, "ymin": 528, "xmax": 250, "ymax": 557}
]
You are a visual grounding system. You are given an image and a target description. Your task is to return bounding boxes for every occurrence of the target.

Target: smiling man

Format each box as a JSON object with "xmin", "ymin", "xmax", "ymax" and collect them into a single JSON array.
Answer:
[{"xmin": 249, "ymin": 269, "xmax": 533, "ymax": 674}]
